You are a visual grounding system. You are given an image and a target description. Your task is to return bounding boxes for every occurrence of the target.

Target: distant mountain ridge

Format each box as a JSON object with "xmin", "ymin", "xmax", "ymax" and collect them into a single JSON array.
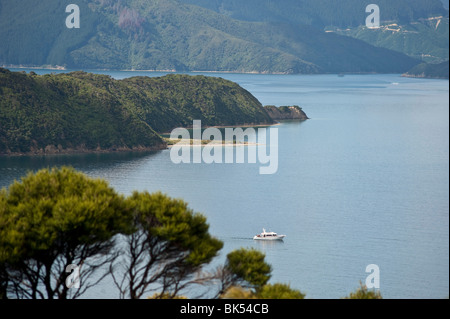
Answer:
[
  {"xmin": 181, "ymin": 0, "xmax": 449, "ymax": 64},
  {"xmin": 0, "ymin": 0, "xmax": 421, "ymax": 74},
  {"xmin": 334, "ymin": 16, "xmax": 449, "ymax": 64},
  {"xmin": 179, "ymin": 0, "xmax": 447, "ymax": 28}
]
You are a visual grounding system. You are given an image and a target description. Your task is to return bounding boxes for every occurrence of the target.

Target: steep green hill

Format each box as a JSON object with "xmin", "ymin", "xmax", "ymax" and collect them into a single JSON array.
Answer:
[
  {"xmin": 0, "ymin": 0, "xmax": 419, "ymax": 74},
  {"xmin": 0, "ymin": 68, "xmax": 164, "ymax": 155},
  {"xmin": 0, "ymin": 68, "xmax": 274, "ymax": 155},
  {"xmin": 116, "ymin": 74, "xmax": 274, "ymax": 132}
]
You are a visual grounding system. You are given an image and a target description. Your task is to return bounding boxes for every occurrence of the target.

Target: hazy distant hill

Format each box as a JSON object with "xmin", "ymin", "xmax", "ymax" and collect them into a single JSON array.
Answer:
[
  {"xmin": 334, "ymin": 17, "xmax": 449, "ymax": 64},
  {"xmin": 181, "ymin": 0, "xmax": 449, "ymax": 64},
  {"xmin": 0, "ymin": 0, "xmax": 419, "ymax": 74},
  {"xmin": 0, "ymin": 68, "xmax": 274, "ymax": 155},
  {"xmin": 403, "ymin": 60, "xmax": 449, "ymax": 79},
  {"xmin": 179, "ymin": 0, "xmax": 447, "ymax": 28}
]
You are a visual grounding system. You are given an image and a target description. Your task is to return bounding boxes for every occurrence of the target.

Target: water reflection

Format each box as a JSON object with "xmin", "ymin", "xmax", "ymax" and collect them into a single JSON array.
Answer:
[
  {"xmin": 0, "ymin": 151, "xmax": 162, "ymax": 189},
  {"xmin": 253, "ymin": 240, "xmax": 285, "ymax": 251}
]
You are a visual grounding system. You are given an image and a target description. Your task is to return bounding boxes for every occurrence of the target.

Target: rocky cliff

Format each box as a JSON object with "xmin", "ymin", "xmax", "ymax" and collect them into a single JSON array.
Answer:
[{"xmin": 264, "ymin": 105, "xmax": 309, "ymax": 121}]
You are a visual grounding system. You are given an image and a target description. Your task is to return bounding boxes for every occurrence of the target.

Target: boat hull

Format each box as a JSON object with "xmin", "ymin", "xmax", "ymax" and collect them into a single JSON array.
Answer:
[{"xmin": 253, "ymin": 235, "xmax": 285, "ymax": 241}]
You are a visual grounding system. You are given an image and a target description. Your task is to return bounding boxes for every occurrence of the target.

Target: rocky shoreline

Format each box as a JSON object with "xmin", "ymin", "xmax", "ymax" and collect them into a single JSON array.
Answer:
[
  {"xmin": 402, "ymin": 61, "xmax": 449, "ymax": 80},
  {"xmin": 1, "ymin": 105, "xmax": 310, "ymax": 157},
  {"xmin": 0, "ymin": 143, "xmax": 167, "ymax": 157},
  {"xmin": 264, "ymin": 105, "xmax": 309, "ymax": 120}
]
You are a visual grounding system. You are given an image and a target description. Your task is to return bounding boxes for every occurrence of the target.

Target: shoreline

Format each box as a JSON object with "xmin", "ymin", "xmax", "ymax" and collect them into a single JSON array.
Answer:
[
  {"xmin": 0, "ymin": 121, "xmax": 293, "ymax": 157},
  {"xmin": 1, "ymin": 64, "xmax": 66, "ymax": 71},
  {"xmin": 3, "ymin": 65, "xmax": 295, "ymax": 75},
  {"xmin": 161, "ymin": 122, "xmax": 281, "ymax": 135},
  {"xmin": 3, "ymin": 65, "xmax": 402, "ymax": 77},
  {"xmin": 401, "ymin": 73, "xmax": 449, "ymax": 80},
  {"xmin": 0, "ymin": 144, "xmax": 167, "ymax": 158},
  {"xmin": 165, "ymin": 138, "xmax": 264, "ymax": 148}
]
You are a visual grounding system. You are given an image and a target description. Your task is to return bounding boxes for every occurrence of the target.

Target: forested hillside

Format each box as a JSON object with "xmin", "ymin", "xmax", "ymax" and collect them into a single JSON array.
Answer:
[
  {"xmin": 0, "ymin": 68, "xmax": 274, "ymax": 155},
  {"xmin": 0, "ymin": 0, "xmax": 420, "ymax": 73}
]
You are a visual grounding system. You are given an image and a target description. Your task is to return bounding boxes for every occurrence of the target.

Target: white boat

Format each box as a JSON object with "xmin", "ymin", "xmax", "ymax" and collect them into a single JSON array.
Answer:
[{"xmin": 253, "ymin": 228, "xmax": 286, "ymax": 241}]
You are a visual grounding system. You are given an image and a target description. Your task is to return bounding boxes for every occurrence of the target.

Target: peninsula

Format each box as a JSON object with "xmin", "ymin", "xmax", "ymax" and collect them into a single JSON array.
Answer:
[{"xmin": 0, "ymin": 68, "xmax": 306, "ymax": 156}]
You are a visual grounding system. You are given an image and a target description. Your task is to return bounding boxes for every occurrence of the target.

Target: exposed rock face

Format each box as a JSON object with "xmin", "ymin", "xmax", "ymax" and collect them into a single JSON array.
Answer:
[{"xmin": 264, "ymin": 105, "xmax": 309, "ymax": 120}]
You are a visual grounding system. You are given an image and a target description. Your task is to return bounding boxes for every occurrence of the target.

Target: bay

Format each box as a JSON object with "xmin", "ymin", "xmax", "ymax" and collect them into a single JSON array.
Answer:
[{"xmin": 1, "ymin": 70, "xmax": 449, "ymax": 299}]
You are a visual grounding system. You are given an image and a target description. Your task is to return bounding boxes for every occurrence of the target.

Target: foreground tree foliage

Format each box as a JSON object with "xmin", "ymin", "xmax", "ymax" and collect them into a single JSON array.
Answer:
[
  {"xmin": 0, "ymin": 167, "xmax": 222, "ymax": 299},
  {"xmin": 221, "ymin": 284, "xmax": 306, "ymax": 300},
  {"xmin": 344, "ymin": 282, "xmax": 383, "ymax": 299},
  {"xmin": 0, "ymin": 167, "xmax": 131, "ymax": 299},
  {"xmin": 258, "ymin": 283, "xmax": 306, "ymax": 299},
  {"xmin": 217, "ymin": 249, "xmax": 305, "ymax": 299},
  {"xmin": 0, "ymin": 167, "xmax": 382, "ymax": 299},
  {"xmin": 112, "ymin": 191, "xmax": 223, "ymax": 299},
  {"xmin": 223, "ymin": 248, "xmax": 272, "ymax": 292}
]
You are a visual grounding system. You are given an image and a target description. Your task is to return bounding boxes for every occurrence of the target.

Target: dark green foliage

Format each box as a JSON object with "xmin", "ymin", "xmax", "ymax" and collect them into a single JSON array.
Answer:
[
  {"xmin": 0, "ymin": 68, "xmax": 272, "ymax": 155},
  {"xmin": 221, "ymin": 283, "xmax": 306, "ymax": 299},
  {"xmin": 257, "ymin": 283, "xmax": 306, "ymax": 299},
  {"xmin": 115, "ymin": 191, "xmax": 223, "ymax": 299},
  {"xmin": 119, "ymin": 74, "xmax": 274, "ymax": 132},
  {"xmin": 0, "ymin": 167, "xmax": 223, "ymax": 299},
  {"xmin": 219, "ymin": 248, "xmax": 306, "ymax": 299},
  {"xmin": 0, "ymin": 0, "xmax": 420, "ymax": 73},
  {"xmin": 403, "ymin": 60, "xmax": 449, "ymax": 79},
  {"xmin": 344, "ymin": 282, "xmax": 383, "ymax": 299},
  {"xmin": 0, "ymin": 68, "xmax": 164, "ymax": 154},
  {"xmin": 127, "ymin": 191, "xmax": 224, "ymax": 268},
  {"xmin": 225, "ymin": 248, "xmax": 272, "ymax": 290},
  {"xmin": 0, "ymin": 167, "xmax": 130, "ymax": 299}
]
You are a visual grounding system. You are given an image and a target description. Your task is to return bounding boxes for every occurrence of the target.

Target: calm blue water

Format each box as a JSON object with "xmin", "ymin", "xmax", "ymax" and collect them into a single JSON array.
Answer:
[{"xmin": 1, "ymin": 70, "xmax": 449, "ymax": 299}]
